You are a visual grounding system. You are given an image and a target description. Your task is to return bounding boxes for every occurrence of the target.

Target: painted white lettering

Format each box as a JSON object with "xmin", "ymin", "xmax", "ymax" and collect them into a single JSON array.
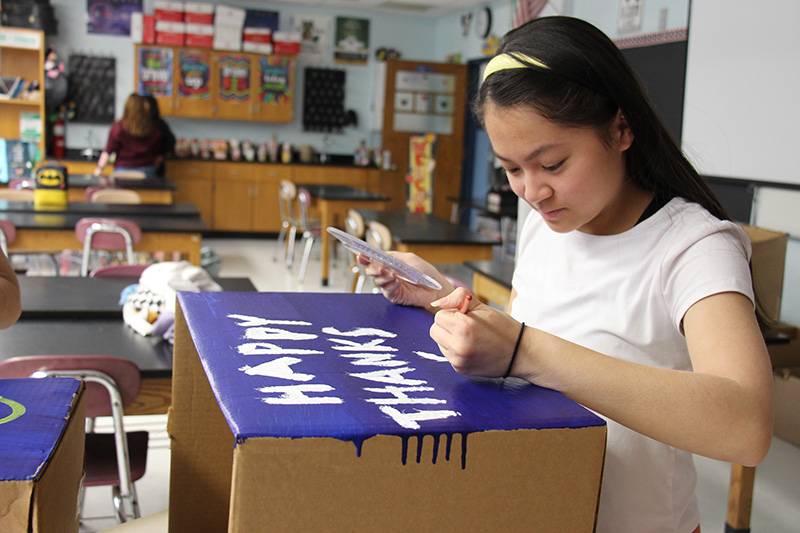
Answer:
[
  {"xmin": 350, "ymin": 367, "xmax": 426, "ymax": 386},
  {"xmin": 415, "ymin": 350, "xmax": 448, "ymax": 363},
  {"xmin": 238, "ymin": 342, "xmax": 323, "ymax": 356},
  {"xmin": 322, "ymin": 326, "xmax": 396, "ymax": 338},
  {"xmin": 379, "ymin": 406, "xmax": 459, "ymax": 430},
  {"xmin": 240, "ymin": 357, "xmax": 314, "ymax": 382},
  {"xmin": 257, "ymin": 384, "xmax": 342, "ymax": 404},
  {"xmin": 339, "ymin": 353, "xmax": 405, "ymax": 367},
  {"xmin": 364, "ymin": 386, "xmax": 445, "ymax": 405},
  {"xmin": 228, "ymin": 314, "xmax": 311, "ymax": 327},
  {"xmin": 245, "ymin": 327, "xmax": 317, "ymax": 341},
  {"xmin": 329, "ymin": 338, "xmax": 397, "ymax": 352}
]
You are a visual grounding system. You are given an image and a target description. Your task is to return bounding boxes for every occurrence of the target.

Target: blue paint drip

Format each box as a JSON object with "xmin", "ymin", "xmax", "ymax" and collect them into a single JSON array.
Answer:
[{"xmin": 431, "ymin": 433, "xmax": 440, "ymax": 465}]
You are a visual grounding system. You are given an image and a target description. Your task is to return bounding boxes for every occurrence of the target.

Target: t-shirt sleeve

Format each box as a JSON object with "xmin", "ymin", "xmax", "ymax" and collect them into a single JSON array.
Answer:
[{"xmin": 663, "ymin": 222, "xmax": 754, "ymax": 332}]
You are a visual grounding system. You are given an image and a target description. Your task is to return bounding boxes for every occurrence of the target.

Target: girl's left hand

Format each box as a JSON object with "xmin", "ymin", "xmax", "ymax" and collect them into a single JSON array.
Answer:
[{"xmin": 430, "ymin": 288, "xmax": 525, "ymax": 378}]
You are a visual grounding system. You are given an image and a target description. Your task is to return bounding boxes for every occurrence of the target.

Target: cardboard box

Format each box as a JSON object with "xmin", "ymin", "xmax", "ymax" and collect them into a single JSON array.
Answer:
[
  {"xmin": 154, "ymin": 0, "xmax": 184, "ymax": 22},
  {"xmin": 143, "ymin": 14, "xmax": 156, "ymax": 44},
  {"xmin": 742, "ymin": 225, "xmax": 789, "ymax": 324},
  {"xmin": 184, "ymin": 2, "xmax": 214, "ymax": 25},
  {"xmin": 0, "ymin": 378, "xmax": 85, "ymax": 532},
  {"xmin": 169, "ymin": 292, "xmax": 606, "ymax": 532},
  {"xmin": 215, "ymin": 5, "xmax": 246, "ymax": 28},
  {"xmin": 773, "ymin": 368, "xmax": 800, "ymax": 447},
  {"xmin": 184, "ymin": 23, "xmax": 213, "ymax": 48},
  {"xmin": 155, "ymin": 21, "xmax": 185, "ymax": 46},
  {"xmin": 242, "ymin": 41, "xmax": 273, "ymax": 54},
  {"xmin": 767, "ymin": 325, "xmax": 800, "ymax": 369},
  {"xmin": 242, "ymin": 27, "xmax": 271, "ymax": 44}
]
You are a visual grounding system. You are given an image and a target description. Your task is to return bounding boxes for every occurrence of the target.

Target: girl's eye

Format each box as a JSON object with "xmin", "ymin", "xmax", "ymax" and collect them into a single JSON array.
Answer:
[
  {"xmin": 542, "ymin": 160, "xmax": 564, "ymax": 172},
  {"xmin": 503, "ymin": 167, "xmax": 520, "ymax": 176}
]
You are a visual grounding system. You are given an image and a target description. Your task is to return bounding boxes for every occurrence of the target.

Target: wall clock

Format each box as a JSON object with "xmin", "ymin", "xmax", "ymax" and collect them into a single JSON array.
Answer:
[{"xmin": 475, "ymin": 7, "xmax": 492, "ymax": 39}]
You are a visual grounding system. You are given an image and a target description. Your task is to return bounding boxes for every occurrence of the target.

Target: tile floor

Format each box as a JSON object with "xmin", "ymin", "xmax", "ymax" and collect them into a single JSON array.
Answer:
[{"xmin": 81, "ymin": 236, "xmax": 800, "ymax": 532}]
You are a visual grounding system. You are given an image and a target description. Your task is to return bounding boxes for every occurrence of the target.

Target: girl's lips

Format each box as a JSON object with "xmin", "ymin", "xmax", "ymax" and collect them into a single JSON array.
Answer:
[{"xmin": 539, "ymin": 207, "xmax": 565, "ymax": 219}]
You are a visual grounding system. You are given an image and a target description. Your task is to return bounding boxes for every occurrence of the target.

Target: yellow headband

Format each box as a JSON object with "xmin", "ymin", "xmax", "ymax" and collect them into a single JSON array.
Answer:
[{"xmin": 482, "ymin": 52, "xmax": 549, "ymax": 82}]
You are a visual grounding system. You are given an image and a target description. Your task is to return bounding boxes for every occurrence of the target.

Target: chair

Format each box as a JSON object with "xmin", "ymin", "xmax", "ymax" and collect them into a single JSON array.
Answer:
[
  {"xmin": 75, "ymin": 218, "xmax": 143, "ymax": 277},
  {"xmin": 295, "ymin": 187, "xmax": 322, "ymax": 283},
  {"xmin": 0, "ymin": 188, "xmax": 35, "ymax": 201},
  {"xmin": 85, "ymin": 185, "xmax": 115, "ymax": 202},
  {"xmin": 0, "ymin": 355, "xmax": 149, "ymax": 523},
  {"xmin": 0, "ymin": 218, "xmax": 15, "ymax": 257},
  {"xmin": 366, "ymin": 220, "xmax": 393, "ymax": 252},
  {"xmin": 91, "ymin": 189, "xmax": 142, "ymax": 204},
  {"xmin": 90, "ymin": 263, "xmax": 149, "ymax": 278},
  {"xmin": 344, "ymin": 209, "xmax": 367, "ymax": 292},
  {"xmin": 111, "ymin": 170, "xmax": 147, "ymax": 181},
  {"xmin": 274, "ymin": 179, "xmax": 298, "ymax": 265}
]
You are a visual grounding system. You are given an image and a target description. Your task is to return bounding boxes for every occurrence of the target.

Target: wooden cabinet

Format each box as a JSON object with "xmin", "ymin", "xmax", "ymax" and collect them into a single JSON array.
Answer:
[
  {"xmin": 0, "ymin": 28, "xmax": 45, "ymax": 159},
  {"xmin": 135, "ymin": 44, "xmax": 294, "ymax": 123},
  {"xmin": 167, "ymin": 160, "xmax": 379, "ymax": 232},
  {"xmin": 166, "ymin": 160, "xmax": 213, "ymax": 226}
]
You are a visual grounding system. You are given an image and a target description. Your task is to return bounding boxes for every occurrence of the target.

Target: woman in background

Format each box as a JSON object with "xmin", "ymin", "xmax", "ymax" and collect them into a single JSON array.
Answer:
[
  {"xmin": 143, "ymin": 94, "xmax": 176, "ymax": 177},
  {"xmin": 93, "ymin": 93, "xmax": 163, "ymax": 180}
]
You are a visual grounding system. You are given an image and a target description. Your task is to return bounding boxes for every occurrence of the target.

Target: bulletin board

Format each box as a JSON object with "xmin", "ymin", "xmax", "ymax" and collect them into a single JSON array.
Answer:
[{"xmin": 67, "ymin": 55, "xmax": 116, "ymax": 123}]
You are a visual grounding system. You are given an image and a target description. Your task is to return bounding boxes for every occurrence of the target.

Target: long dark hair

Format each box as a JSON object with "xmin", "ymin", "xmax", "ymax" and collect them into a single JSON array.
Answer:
[
  {"xmin": 474, "ymin": 16, "xmax": 729, "ymax": 221},
  {"xmin": 476, "ymin": 16, "xmax": 774, "ymax": 332}
]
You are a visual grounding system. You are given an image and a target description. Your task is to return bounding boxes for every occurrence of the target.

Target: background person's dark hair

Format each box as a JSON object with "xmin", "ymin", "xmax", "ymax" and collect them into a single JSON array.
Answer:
[
  {"xmin": 475, "ymin": 16, "xmax": 773, "ymax": 332},
  {"xmin": 474, "ymin": 16, "xmax": 729, "ymax": 221}
]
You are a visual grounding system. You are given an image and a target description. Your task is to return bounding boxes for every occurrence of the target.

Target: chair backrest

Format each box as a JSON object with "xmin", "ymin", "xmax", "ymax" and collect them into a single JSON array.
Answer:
[
  {"xmin": 0, "ymin": 189, "xmax": 35, "ymax": 201},
  {"xmin": 278, "ymin": 180, "xmax": 297, "ymax": 223},
  {"xmin": 296, "ymin": 187, "xmax": 313, "ymax": 232},
  {"xmin": 111, "ymin": 170, "xmax": 147, "ymax": 181},
  {"xmin": 85, "ymin": 185, "xmax": 113, "ymax": 202},
  {"xmin": 366, "ymin": 220, "xmax": 393, "ymax": 251},
  {"xmin": 0, "ymin": 355, "xmax": 142, "ymax": 418},
  {"xmin": 7, "ymin": 178, "xmax": 35, "ymax": 190},
  {"xmin": 91, "ymin": 189, "xmax": 142, "ymax": 204},
  {"xmin": 0, "ymin": 219, "xmax": 16, "ymax": 257},
  {"xmin": 90, "ymin": 263, "xmax": 149, "ymax": 278},
  {"xmin": 345, "ymin": 209, "xmax": 365, "ymax": 238},
  {"xmin": 75, "ymin": 218, "xmax": 142, "ymax": 249}
]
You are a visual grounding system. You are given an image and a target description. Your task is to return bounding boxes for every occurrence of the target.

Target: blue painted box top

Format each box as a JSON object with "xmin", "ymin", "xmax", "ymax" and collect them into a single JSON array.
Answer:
[
  {"xmin": 178, "ymin": 292, "xmax": 605, "ymax": 447},
  {"xmin": 0, "ymin": 378, "xmax": 82, "ymax": 481}
]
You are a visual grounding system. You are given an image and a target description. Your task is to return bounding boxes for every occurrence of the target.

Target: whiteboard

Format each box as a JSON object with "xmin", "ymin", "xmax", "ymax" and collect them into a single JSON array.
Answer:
[{"xmin": 682, "ymin": 1, "xmax": 800, "ymax": 185}]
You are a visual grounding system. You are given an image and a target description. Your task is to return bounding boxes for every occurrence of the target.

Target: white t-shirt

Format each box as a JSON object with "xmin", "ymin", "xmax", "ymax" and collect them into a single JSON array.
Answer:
[{"xmin": 511, "ymin": 197, "xmax": 754, "ymax": 533}]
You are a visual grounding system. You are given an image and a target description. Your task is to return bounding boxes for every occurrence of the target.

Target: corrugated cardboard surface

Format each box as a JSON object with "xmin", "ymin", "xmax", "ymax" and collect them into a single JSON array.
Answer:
[
  {"xmin": 742, "ymin": 225, "xmax": 788, "ymax": 323},
  {"xmin": 768, "ymin": 325, "xmax": 800, "ymax": 369},
  {"xmin": 0, "ymin": 379, "xmax": 85, "ymax": 533},
  {"xmin": 169, "ymin": 295, "xmax": 607, "ymax": 532},
  {"xmin": 774, "ymin": 368, "xmax": 800, "ymax": 448}
]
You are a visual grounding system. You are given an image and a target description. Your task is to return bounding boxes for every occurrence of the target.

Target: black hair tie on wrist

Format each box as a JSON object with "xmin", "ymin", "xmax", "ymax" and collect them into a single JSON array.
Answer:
[{"xmin": 503, "ymin": 322, "xmax": 525, "ymax": 379}]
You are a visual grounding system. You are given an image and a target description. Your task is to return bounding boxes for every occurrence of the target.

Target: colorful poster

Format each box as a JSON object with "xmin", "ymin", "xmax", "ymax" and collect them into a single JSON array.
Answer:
[
  {"xmin": 334, "ymin": 17, "xmax": 369, "ymax": 65},
  {"xmin": 218, "ymin": 55, "xmax": 251, "ymax": 102},
  {"xmin": 178, "ymin": 51, "xmax": 211, "ymax": 99},
  {"xmin": 137, "ymin": 47, "xmax": 173, "ymax": 97},
  {"xmin": 292, "ymin": 14, "xmax": 331, "ymax": 63},
  {"xmin": 406, "ymin": 133, "xmax": 437, "ymax": 213},
  {"xmin": 258, "ymin": 56, "xmax": 293, "ymax": 104},
  {"xmin": 87, "ymin": 0, "xmax": 142, "ymax": 36}
]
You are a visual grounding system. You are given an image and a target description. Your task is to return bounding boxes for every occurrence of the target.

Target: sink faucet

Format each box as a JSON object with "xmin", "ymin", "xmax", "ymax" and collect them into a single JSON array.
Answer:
[{"xmin": 81, "ymin": 128, "xmax": 95, "ymax": 159}]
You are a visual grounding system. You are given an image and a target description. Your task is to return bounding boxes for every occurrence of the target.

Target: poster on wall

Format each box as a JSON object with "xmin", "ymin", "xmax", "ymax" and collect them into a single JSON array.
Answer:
[
  {"xmin": 292, "ymin": 14, "xmax": 331, "ymax": 63},
  {"xmin": 334, "ymin": 17, "xmax": 369, "ymax": 65},
  {"xmin": 406, "ymin": 133, "xmax": 437, "ymax": 213},
  {"xmin": 178, "ymin": 50, "xmax": 211, "ymax": 99},
  {"xmin": 218, "ymin": 55, "xmax": 251, "ymax": 102},
  {"xmin": 137, "ymin": 47, "xmax": 173, "ymax": 97},
  {"xmin": 258, "ymin": 56, "xmax": 293, "ymax": 104},
  {"xmin": 87, "ymin": 0, "xmax": 142, "ymax": 36}
]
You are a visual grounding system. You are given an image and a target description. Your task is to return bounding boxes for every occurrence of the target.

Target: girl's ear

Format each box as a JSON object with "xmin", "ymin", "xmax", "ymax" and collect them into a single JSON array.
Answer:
[{"xmin": 615, "ymin": 109, "xmax": 634, "ymax": 152}]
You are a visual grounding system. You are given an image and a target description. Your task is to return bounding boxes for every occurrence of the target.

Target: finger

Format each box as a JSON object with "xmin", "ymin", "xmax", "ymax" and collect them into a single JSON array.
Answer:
[{"xmin": 431, "ymin": 287, "xmax": 472, "ymax": 311}]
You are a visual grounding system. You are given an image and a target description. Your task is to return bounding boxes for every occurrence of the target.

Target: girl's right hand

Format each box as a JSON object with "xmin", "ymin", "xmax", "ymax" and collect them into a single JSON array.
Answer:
[{"xmin": 358, "ymin": 251, "xmax": 453, "ymax": 310}]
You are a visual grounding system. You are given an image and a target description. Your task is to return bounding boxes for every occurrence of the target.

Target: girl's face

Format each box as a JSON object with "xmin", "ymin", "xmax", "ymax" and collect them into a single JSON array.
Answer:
[{"xmin": 484, "ymin": 102, "xmax": 646, "ymax": 236}]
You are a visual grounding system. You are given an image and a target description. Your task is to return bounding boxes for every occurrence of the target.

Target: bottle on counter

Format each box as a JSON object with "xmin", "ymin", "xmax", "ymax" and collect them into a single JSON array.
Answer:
[{"xmin": 281, "ymin": 142, "xmax": 292, "ymax": 164}]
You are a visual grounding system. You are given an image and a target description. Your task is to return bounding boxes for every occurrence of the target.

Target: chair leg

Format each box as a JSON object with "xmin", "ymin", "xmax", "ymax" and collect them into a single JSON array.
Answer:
[
  {"xmin": 81, "ymin": 238, "xmax": 93, "ymax": 277},
  {"xmin": 286, "ymin": 226, "xmax": 297, "ymax": 268},
  {"xmin": 274, "ymin": 223, "xmax": 287, "ymax": 262},
  {"xmin": 113, "ymin": 483, "xmax": 141, "ymax": 523},
  {"xmin": 298, "ymin": 233, "xmax": 315, "ymax": 282}
]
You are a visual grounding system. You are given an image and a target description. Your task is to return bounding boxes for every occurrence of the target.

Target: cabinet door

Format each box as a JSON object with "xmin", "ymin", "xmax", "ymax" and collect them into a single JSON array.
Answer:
[
  {"xmin": 212, "ymin": 162, "xmax": 256, "ymax": 231},
  {"xmin": 252, "ymin": 165, "xmax": 291, "ymax": 232},
  {"xmin": 174, "ymin": 49, "xmax": 214, "ymax": 118},
  {"xmin": 136, "ymin": 45, "xmax": 176, "ymax": 114},
  {"xmin": 251, "ymin": 54, "xmax": 294, "ymax": 123},
  {"xmin": 166, "ymin": 160, "xmax": 214, "ymax": 226},
  {"xmin": 298, "ymin": 166, "xmax": 368, "ymax": 188},
  {"xmin": 215, "ymin": 53, "xmax": 253, "ymax": 121}
]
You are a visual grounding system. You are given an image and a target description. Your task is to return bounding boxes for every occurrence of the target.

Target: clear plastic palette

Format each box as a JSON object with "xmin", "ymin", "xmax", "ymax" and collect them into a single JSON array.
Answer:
[{"xmin": 327, "ymin": 227, "xmax": 442, "ymax": 290}]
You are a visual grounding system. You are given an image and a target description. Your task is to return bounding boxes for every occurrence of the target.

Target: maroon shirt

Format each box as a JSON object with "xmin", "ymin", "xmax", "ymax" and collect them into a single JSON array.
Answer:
[{"xmin": 104, "ymin": 120, "xmax": 163, "ymax": 168}]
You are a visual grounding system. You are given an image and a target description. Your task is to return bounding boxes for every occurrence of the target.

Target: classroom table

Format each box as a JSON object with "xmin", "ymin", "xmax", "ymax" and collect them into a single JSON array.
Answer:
[
  {"xmin": 0, "ymin": 209, "xmax": 206, "ymax": 264},
  {"xmin": 297, "ymin": 184, "xmax": 389, "ymax": 286},
  {"xmin": 357, "ymin": 209, "xmax": 499, "ymax": 264},
  {"xmin": 4, "ymin": 275, "xmax": 256, "ymax": 414},
  {"xmin": 464, "ymin": 259, "xmax": 515, "ymax": 309},
  {"xmin": 66, "ymin": 174, "xmax": 176, "ymax": 204},
  {"xmin": 0, "ymin": 200, "xmax": 200, "ymax": 217}
]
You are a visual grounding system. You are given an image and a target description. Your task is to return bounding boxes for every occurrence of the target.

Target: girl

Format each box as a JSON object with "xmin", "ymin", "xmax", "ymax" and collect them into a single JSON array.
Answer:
[
  {"xmin": 94, "ymin": 93, "xmax": 163, "ymax": 180},
  {"xmin": 361, "ymin": 16, "xmax": 773, "ymax": 533}
]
